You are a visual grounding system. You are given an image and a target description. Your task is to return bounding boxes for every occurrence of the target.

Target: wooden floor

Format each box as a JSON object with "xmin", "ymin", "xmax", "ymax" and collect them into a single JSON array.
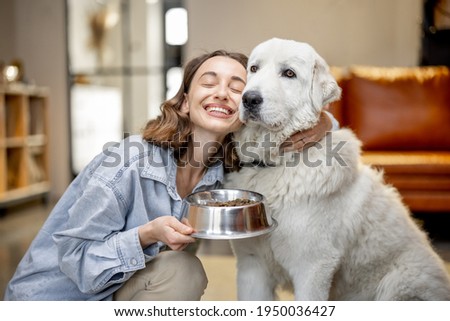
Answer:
[{"xmin": 1, "ymin": 201, "xmax": 449, "ymax": 300}]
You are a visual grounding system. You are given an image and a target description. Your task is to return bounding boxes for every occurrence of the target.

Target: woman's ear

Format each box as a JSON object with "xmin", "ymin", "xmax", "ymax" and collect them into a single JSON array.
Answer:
[{"xmin": 180, "ymin": 93, "xmax": 190, "ymax": 114}]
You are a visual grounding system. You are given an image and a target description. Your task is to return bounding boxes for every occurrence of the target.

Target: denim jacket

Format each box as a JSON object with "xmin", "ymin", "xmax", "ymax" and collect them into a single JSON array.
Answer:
[{"xmin": 4, "ymin": 135, "xmax": 224, "ymax": 300}]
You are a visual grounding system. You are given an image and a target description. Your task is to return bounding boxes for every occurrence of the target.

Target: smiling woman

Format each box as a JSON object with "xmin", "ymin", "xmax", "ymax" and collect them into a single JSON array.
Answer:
[
  {"xmin": 198, "ymin": 74, "xmax": 243, "ymax": 118},
  {"xmin": 143, "ymin": 50, "xmax": 248, "ymax": 173},
  {"xmin": 181, "ymin": 56, "xmax": 245, "ymax": 139},
  {"xmin": 3, "ymin": 49, "xmax": 248, "ymax": 301}
]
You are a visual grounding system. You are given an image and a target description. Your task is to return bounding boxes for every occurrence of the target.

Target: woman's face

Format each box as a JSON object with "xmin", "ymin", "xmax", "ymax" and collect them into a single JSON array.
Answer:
[{"xmin": 182, "ymin": 56, "xmax": 247, "ymax": 141}]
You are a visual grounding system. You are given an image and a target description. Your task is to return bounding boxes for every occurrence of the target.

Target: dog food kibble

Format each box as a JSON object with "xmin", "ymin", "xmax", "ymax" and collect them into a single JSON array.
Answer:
[{"xmin": 208, "ymin": 198, "xmax": 257, "ymax": 207}]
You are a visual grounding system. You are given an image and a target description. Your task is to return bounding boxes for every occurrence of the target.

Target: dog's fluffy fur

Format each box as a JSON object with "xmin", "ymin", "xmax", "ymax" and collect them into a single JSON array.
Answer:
[{"xmin": 225, "ymin": 38, "xmax": 450, "ymax": 300}]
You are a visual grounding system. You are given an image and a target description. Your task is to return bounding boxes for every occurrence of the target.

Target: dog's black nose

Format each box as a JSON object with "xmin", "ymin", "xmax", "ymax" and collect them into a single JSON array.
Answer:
[{"xmin": 242, "ymin": 91, "xmax": 263, "ymax": 111}]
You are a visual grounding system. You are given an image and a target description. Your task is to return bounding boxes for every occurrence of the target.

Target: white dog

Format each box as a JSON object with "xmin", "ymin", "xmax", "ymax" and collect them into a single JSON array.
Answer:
[{"xmin": 225, "ymin": 38, "xmax": 450, "ymax": 300}]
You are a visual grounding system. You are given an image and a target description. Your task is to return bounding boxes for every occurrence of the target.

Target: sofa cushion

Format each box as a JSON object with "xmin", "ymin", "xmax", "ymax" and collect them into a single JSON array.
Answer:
[
  {"xmin": 343, "ymin": 66, "xmax": 450, "ymax": 151},
  {"xmin": 362, "ymin": 151, "xmax": 450, "ymax": 175},
  {"xmin": 362, "ymin": 151, "xmax": 450, "ymax": 212}
]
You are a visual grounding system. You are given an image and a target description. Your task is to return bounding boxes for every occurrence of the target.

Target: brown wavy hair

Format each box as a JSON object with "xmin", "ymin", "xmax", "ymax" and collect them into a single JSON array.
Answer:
[{"xmin": 142, "ymin": 50, "xmax": 248, "ymax": 172}]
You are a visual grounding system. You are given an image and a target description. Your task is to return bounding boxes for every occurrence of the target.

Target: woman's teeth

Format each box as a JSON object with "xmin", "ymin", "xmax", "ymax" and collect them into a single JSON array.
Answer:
[{"xmin": 206, "ymin": 106, "xmax": 232, "ymax": 115}]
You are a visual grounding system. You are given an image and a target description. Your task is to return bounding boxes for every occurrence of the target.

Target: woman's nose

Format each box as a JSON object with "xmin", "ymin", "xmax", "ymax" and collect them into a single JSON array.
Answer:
[{"xmin": 215, "ymin": 84, "xmax": 228, "ymax": 99}]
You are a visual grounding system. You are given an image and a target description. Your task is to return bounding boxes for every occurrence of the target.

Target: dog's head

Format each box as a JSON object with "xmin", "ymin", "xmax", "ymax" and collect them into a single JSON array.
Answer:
[
  {"xmin": 239, "ymin": 37, "xmax": 341, "ymax": 136},
  {"xmin": 234, "ymin": 38, "xmax": 341, "ymax": 164}
]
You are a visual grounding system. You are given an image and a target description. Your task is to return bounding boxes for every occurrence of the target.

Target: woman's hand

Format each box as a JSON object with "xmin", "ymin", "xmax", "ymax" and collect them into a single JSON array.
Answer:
[
  {"xmin": 138, "ymin": 216, "xmax": 196, "ymax": 251},
  {"xmin": 280, "ymin": 110, "xmax": 333, "ymax": 153}
]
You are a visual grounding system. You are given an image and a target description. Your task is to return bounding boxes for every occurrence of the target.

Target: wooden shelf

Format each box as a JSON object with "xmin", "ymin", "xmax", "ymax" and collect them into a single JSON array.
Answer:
[
  {"xmin": 0, "ymin": 83, "xmax": 50, "ymax": 208},
  {"xmin": 0, "ymin": 182, "xmax": 50, "ymax": 207}
]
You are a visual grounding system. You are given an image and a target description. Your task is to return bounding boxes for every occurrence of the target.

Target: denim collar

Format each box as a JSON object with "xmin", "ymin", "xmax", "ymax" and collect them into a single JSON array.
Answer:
[{"xmin": 140, "ymin": 144, "xmax": 224, "ymax": 199}]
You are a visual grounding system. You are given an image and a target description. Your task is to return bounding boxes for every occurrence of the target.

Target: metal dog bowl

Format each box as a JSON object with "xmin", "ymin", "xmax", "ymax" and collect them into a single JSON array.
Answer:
[{"xmin": 183, "ymin": 189, "xmax": 277, "ymax": 239}]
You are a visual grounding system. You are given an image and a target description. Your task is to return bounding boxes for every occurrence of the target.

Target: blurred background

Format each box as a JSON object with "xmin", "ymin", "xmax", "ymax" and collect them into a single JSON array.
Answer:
[{"xmin": 0, "ymin": 0, "xmax": 425, "ymax": 196}]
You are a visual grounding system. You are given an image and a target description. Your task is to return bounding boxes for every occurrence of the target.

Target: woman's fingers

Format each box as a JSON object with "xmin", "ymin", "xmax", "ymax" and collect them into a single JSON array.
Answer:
[
  {"xmin": 280, "ymin": 111, "xmax": 332, "ymax": 152},
  {"xmin": 138, "ymin": 216, "xmax": 196, "ymax": 250},
  {"xmin": 169, "ymin": 217, "xmax": 194, "ymax": 235}
]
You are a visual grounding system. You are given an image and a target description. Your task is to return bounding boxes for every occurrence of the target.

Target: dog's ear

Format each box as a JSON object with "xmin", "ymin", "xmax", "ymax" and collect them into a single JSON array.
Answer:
[{"xmin": 310, "ymin": 57, "xmax": 341, "ymax": 110}]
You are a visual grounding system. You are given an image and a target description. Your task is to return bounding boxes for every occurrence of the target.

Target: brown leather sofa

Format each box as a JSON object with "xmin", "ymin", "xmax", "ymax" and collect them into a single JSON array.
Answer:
[{"xmin": 329, "ymin": 66, "xmax": 450, "ymax": 213}]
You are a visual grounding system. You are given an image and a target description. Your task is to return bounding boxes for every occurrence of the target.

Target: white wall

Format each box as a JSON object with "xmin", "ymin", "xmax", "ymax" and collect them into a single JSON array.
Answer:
[
  {"xmin": 185, "ymin": 0, "xmax": 423, "ymax": 67},
  {"xmin": 0, "ymin": 0, "xmax": 16, "ymax": 61}
]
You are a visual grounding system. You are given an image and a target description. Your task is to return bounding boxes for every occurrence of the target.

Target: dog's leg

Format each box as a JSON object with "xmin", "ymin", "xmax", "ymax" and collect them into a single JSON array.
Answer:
[
  {"xmin": 231, "ymin": 238, "xmax": 277, "ymax": 301},
  {"xmin": 284, "ymin": 245, "xmax": 341, "ymax": 301},
  {"xmin": 293, "ymin": 275, "xmax": 332, "ymax": 300},
  {"xmin": 236, "ymin": 254, "xmax": 277, "ymax": 300}
]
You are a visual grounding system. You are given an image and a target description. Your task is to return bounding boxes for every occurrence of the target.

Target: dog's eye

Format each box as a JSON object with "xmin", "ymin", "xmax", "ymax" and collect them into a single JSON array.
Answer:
[
  {"xmin": 249, "ymin": 65, "xmax": 258, "ymax": 73},
  {"xmin": 282, "ymin": 69, "xmax": 296, "ymax": 78}
]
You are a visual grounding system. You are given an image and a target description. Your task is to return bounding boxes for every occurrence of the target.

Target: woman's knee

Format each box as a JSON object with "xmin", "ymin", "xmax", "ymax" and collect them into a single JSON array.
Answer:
[
  {"xmin": 114, "ymin": 251, "xmax": 208, "ymax": 301},
  {"xmin": 158, "ymin": 251, "xmax": 208, "ymax": 289}
]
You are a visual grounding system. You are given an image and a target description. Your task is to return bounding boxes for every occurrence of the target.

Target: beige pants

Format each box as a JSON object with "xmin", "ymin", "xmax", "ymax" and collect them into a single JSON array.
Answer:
[{"xmin": 114, "ymin": 251, "xmax": 208, "ymax": 301}]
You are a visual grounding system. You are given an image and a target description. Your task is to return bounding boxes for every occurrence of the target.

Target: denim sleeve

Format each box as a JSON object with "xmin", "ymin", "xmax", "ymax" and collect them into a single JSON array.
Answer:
[{"xmin": 52, "ymin": 175, "xmax": 159, "ymax": 294}]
